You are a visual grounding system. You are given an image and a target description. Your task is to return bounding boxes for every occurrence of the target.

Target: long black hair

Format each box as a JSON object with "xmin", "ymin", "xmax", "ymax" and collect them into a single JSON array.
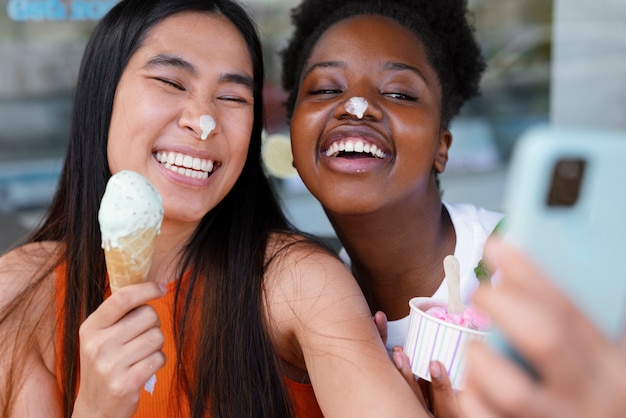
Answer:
[{"xmin": 28, "ymin": 0, "xmax": 298, "ymax": 416}]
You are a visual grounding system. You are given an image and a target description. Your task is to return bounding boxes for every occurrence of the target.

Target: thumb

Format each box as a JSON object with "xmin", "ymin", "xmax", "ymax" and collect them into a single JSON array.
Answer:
[{"xmin": 373, "ymin": 310, "xmax": 388, "ymax": 345}]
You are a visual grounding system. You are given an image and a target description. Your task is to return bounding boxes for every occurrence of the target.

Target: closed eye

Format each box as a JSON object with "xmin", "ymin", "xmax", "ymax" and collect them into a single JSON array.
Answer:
[
  {"xmin": 218, "ymin": 95, "xmax": 250, "ymax": 105},
  {"xmin": 310, "ymin": 88, "xmax": 342, "ymax": 96},
  {"xmin": 155, "ymin": 77, "xmax": 185, "ymax": 91},
  {"xmin": 384, "ymin": 91, "xmax": 417, "ymax": 101}
]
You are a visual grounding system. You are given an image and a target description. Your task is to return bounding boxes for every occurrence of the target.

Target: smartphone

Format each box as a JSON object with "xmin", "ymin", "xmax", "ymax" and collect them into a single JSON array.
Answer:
[{"xmin": 490, "ymin": 124, "xmax": 626, "ymax": 373}]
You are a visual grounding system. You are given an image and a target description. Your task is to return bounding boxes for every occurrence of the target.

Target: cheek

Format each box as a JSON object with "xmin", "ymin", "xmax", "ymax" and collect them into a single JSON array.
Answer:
[
  {"xmin": 290, "ymin": 107, "xmax": 319, "ymax": 163},
  {"xmin": 289, "ymin": 106, "xmax": 306, "ymax": 140},
  {"xmin": 107, "ymin": 104, "xmax": 128, "ymax": 172},
  {"xmin": 394, "ymin": 115, "xmax": 439, "ymax": 154},
  {"xmin": 107, "ymin": 99, "xmax": 155, "ymax": 171},
  {"xmin": 289, "ymin": 134, "xmax": 312, "ymax": 173},
  {"xmin": 224, "ymin": 111, "xmax": 254, "ymax": 166},
  {"xmin": 108, "ymin": 84, "xmax": 153, "ymax": 143}
]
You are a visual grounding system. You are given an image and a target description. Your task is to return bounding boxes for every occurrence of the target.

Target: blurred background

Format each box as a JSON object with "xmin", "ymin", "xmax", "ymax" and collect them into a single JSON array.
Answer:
[{"xmin": 1, "ymin": 0, "xmax": 625, "ymax": 252}]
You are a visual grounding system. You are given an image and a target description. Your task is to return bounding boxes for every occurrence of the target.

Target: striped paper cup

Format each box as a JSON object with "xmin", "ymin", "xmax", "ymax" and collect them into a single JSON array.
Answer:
[{"xmin": 404, "ymin": 297, "xmax": 490, "ymax": 390}]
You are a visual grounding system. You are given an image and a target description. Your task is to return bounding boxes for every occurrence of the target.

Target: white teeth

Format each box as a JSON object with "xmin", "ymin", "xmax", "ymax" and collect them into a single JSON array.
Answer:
[
  {"xmin": 324, "ymin": 139, "xmax": 386, "ymax": 158},
  {"xmin": 202, "ymin": 160, "xmax": 213, "ymax": 172},
  {"xmin": 155, "ymin": 151, "xmax": 215, "ymax": 180}
]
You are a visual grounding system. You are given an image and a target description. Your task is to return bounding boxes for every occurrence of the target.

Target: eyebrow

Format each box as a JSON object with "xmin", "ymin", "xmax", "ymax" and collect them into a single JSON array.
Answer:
[
  {"xmin": 144, "ymin": 53, "xmax": 254, "ymax": 90},
  {"xmin": 382, "ymin": 61, "xmax": 429, "ymax": 85},
  {"xmin": 220, "ymin": 72, "xmax": 254, "ymax": 90},
  {"xmin": 301, "ymin": 60, "xmax": 345, "ymax": 80},
  {"xmin": 145, "ymin": 54, "xmax": 196, "ymax": 75},
  {"xmin": 302, "ymin": 60, "xmax": 429, "ymax": 85}
]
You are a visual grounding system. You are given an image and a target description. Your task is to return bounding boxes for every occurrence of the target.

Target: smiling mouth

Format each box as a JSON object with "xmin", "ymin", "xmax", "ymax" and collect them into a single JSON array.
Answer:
[
  {"xmin": 155, "ymin": 151, "xmax": 217, "ymax": 179},
  {"xmin": 324, "ymin": 139, "xmax": 387, "ymax": 159}
]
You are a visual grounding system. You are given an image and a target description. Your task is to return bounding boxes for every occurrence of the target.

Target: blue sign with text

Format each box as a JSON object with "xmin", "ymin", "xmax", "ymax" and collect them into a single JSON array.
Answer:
[{"xmin": 8, "ymin": 0, "xmax": 117, "ymax": 21}]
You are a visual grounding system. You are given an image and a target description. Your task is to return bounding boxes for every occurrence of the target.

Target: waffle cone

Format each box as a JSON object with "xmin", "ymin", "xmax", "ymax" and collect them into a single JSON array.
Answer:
[{"xmin": 104, "ymin": 227, "xmax": 158, "ymax": 293}]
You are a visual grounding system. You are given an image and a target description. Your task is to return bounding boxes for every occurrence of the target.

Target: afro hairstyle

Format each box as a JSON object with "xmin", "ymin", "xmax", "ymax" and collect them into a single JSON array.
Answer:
[{"xmin": 280, "ymin": 0, "xmax": 486, "ymax": 128}]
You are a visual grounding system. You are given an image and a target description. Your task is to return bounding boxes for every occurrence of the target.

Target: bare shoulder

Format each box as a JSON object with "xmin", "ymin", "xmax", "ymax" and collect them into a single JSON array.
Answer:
[
  {"xmin": 264, "ymin": 232, "xmax": 372, "ymax": 373},
  {"xmin": 0, "ymin": 241, "xmax": 61, "ymax": 402},
  {"xmin": 264, "ymin": 231, "xmax": 372, "ymax": 330},
  {"xmin": 0, "ymin": 241, "xmax": 60, "ymax": 310},
  {"xmin": 264, "ymin": 232, "xmax": 357, "ymax": 299}
]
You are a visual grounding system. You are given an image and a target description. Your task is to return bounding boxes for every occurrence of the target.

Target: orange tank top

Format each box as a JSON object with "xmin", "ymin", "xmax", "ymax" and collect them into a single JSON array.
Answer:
[{"xmin": 55, "ymin": 264, "xmax": 323, "ymax": 417}]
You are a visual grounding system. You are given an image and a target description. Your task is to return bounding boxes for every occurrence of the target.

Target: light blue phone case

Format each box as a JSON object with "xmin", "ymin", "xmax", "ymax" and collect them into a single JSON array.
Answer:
[{"xmin": 501, "ymin": 124, "xmax": 626, "ymax": 339}]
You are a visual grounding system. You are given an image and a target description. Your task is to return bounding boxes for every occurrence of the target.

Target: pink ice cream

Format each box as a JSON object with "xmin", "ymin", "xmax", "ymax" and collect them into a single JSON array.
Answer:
[
  {"xmin": 425, "ymin": 305, "xmax": 490, "ymax": 331},
  {"xmin": 405, "ymin": 297, "xmax": 491, "ymax": 390}
]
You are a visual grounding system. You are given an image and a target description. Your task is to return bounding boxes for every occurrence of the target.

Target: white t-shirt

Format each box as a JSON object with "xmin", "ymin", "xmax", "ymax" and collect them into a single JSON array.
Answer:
[{"xmin": 340, "ymin": 201, "xmax": 503, "ymax": 352}]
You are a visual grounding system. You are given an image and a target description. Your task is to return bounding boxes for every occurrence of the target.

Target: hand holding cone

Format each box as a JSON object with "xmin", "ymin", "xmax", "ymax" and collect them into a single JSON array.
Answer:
[{"xmin": 98, "ymin": 171, "xmax": 164, "ymax": 394}]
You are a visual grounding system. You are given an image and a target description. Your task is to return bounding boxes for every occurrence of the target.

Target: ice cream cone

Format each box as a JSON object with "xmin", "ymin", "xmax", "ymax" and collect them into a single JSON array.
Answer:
[
  {"xmin": 104, "ymin": 226, "xmax": 159, "ymax": 293},
  {"xmin": 98, "ymin": 170, "xmax": 164, "ymax": 293}
]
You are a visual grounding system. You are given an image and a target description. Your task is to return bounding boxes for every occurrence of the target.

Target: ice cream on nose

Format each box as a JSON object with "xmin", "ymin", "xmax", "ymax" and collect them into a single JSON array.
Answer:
[
  {"xmin": 199, "ymin": 115, "xmax": 216, "ymax": 140},
  {"xmin": 346, "ymin": 97, "xmax": 368, "ymax": 119}
]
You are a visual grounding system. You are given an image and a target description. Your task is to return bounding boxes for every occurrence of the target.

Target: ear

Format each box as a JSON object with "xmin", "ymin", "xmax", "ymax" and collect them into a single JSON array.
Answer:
[{"xmin": 434, "ymin": 129, "xmax": 452, "ymax": 173}]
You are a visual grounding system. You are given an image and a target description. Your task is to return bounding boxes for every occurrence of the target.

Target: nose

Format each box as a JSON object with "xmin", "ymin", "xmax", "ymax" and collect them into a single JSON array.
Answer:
[
  {"xmin": 179, "ymin": 97, "xmax": 217, "ymax": 140},
  {"xmin": 335, "ymin": 94, "xmax": 382, "ymax": 121}
]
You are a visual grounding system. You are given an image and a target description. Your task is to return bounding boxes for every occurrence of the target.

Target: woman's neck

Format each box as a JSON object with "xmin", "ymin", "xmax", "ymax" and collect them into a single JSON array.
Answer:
[
  {"xmin": 148, "ymin": 218, "xmax": 197, "ymax": 284},
  {"xmin": 327, "ymin": 198, "xmax": 455, "ymax": 320}
]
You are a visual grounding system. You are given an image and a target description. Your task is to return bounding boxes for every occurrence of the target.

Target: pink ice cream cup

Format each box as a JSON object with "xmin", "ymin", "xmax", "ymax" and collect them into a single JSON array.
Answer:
[{"xmin": 404, "ymin": 297, "xmax": 490, "ymax": 390}]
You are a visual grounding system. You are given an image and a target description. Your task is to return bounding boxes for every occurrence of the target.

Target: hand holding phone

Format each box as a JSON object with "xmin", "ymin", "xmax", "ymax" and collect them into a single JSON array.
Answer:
[{"xmin": 489, "ymin": 124, "xmax": 626, "ymax": 374}]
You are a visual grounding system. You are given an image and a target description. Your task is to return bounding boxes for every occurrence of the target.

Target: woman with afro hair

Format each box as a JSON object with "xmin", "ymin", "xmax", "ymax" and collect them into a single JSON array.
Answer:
[{"xmin": 281, "ymin": 0, "xmax": 503, "ymax": 413}]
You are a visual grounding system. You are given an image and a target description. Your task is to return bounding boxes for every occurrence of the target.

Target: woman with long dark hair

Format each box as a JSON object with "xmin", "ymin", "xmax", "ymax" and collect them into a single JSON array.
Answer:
[{"xmin": 0, "ymin": 1, "xmax": 427, "ymax": 417}]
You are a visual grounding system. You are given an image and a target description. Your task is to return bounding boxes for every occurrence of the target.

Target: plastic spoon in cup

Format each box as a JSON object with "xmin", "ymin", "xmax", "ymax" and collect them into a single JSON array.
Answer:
[{"xmin": 444, "ymin": 255, "xmax": 464, "ymax": 314}]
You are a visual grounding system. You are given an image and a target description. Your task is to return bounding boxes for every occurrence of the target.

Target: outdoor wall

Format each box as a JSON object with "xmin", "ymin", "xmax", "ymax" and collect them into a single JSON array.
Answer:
[{"xmin": 551, "ymin": 0, "xmax": 626, "ymax": 130}]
